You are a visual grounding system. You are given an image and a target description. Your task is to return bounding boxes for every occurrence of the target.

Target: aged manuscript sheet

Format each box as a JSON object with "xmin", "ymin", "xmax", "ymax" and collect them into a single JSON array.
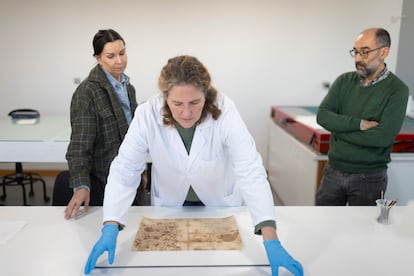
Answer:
[{"xmin": 132, "ymin": 216, "xmax": 243, "ymax": 251}]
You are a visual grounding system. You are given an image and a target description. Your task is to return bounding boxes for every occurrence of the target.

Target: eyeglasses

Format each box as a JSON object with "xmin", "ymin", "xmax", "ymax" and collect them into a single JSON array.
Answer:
[{"xmin": 349, "ymin": 46, "xmax": 386, "ymax": 58}]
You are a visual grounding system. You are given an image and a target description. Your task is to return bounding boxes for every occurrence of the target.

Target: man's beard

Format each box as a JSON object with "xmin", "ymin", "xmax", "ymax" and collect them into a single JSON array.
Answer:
[{"xmin": 355, "ymin": 59, "xmax": 380, "ymax": 79}]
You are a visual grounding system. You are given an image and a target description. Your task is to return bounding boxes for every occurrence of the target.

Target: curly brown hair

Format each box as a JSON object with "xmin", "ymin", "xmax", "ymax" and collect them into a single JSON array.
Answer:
[{"xmin": 158, "ymin": 55, "xmax": 222, "ymax": 126}]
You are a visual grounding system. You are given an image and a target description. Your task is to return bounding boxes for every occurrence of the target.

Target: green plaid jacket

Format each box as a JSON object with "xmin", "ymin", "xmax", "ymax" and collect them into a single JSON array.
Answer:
[{"xmin": 66, "ymin": 65, "xmax": 138, "ymax": 196}]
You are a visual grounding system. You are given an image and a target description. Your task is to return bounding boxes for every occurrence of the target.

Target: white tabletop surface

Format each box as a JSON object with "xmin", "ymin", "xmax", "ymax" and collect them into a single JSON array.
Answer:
[
  {"xmin": 0, "ymin": 205, "xmax": 413, "ymax": 276},
  {"xmin": 0, "ymin": 115, "xmax": 70, "ymax": 163}
]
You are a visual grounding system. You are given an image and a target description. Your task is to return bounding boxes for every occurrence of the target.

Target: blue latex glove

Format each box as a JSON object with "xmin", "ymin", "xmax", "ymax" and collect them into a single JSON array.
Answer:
[
  {"xmin": 264, "ymin": 239, "xmax": 303, "ymax": 276},
  {"xmin": 84, "ymin": 224, "xmax": 119, "ymax": 275}
]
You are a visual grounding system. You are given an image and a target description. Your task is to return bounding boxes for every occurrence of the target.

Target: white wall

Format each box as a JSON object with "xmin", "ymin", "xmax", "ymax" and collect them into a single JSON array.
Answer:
[
  {"xmin": 396, "ymin": 0, "xmax": 414, "ymax": 97},
  {"xmin": 0, "ymin": 0, "xmax": 404, "ymax": 168}
]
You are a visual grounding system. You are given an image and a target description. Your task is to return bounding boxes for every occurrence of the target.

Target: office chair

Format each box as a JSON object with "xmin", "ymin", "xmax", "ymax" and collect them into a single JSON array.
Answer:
[{"xmin": 1, "ymin": 162, "xmax": 50, "ymax": 206}]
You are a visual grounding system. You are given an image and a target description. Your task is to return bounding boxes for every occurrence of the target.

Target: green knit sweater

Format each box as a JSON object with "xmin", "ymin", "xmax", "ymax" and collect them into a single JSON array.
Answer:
[{"xmin": 317, "ymin": 71, "xmax": 409, "ymax": 173}]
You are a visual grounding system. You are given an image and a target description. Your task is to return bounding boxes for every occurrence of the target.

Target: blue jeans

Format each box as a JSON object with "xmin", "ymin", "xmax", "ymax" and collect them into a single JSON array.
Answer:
[{"xmin": 315, "ymin": 163, "xmax": 387, "ymax": 206}]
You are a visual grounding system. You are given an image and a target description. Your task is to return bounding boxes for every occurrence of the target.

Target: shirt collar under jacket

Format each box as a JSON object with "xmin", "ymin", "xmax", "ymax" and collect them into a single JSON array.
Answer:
[
  {"xmin": 100, "ymin": 65, "xmax": 130, "ymax": 88},
  {"xmin": 359, "ymin": 63, "xmax": 390, "ymax": 88},
  {"xmin": 100, "ymin": 65, "xmax": 132, "ymax": 124}
]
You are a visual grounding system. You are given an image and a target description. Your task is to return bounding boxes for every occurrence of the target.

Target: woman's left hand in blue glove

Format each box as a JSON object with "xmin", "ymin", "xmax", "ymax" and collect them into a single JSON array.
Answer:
[{"xmin": 264, "ymin": 239, "xmax": 303, "ymax": 276}]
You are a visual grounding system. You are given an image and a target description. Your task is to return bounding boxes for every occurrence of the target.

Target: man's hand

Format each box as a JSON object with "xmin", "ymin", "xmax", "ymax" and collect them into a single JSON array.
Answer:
[
  {"xmin": 64, "ymin": 188, "xmax": 90, "ymax": 219},
  {"xmin": 360, "ymin": 119, "xmax": 379, "ymax": 131}
]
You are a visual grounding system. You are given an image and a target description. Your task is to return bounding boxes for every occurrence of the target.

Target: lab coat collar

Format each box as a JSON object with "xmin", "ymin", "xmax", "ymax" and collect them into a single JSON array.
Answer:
[{"xmin": 152, "ymin": 94, "xmax": 214, "ymax": 167}]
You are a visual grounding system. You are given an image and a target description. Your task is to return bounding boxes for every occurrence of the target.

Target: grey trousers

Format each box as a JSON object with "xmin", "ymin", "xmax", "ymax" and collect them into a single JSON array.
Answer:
[{"xmin": 315, "ymin": 163, "xmax": 387, "ymax": 206}]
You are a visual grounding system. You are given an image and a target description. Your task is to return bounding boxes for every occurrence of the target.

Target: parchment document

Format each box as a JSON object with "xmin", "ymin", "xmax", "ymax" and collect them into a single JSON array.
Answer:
[{"xmin": 132, "ymin": 216, "xmax": 243, "ymax": 251}]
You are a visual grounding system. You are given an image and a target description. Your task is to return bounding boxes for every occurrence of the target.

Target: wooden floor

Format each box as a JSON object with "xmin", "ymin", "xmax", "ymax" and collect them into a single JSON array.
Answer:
[{"xmin": 0, "ymin": 175, "xmax": 56, "ymax": 206}]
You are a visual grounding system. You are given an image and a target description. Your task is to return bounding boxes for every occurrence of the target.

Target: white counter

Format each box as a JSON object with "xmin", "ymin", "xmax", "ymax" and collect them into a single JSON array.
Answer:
[{"xmin": 0, "ymin": 206, "xmax": 412, "ymax": 276}]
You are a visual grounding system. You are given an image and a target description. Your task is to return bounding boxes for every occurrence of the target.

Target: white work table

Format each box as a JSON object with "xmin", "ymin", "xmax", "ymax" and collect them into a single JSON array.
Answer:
[
  {"xmin": 0, "ymin": 206, "xmax": 412, "ymax": 276},
  {"xmin": 0, "ymin": 115, "xmax": 70, "ymax": 163}
]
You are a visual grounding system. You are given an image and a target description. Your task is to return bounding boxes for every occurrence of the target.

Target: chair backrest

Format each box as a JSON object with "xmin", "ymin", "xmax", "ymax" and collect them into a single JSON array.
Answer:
[{"xmin": 52, "ymin": 170, "xmax": 73, "ymax": 206}]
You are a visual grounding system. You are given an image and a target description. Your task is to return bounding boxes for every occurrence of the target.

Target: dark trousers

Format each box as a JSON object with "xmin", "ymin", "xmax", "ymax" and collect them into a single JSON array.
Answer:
[
  {"xmin": 315, "ymin": 163, "xmax": 387, "ymax": 206},
  {"xmin": 89, "ymin": 174, "xmax": 150, "ymax": 206},
  {"xmin": 52, "ymin": 170, "xmax": 150, "ymax": 206}
]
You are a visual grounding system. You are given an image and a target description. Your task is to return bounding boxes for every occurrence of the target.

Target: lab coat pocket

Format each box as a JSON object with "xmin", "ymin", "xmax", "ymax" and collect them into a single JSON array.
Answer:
[
  {"xmin": 222, "ymin": 186, "xmax": 243, "ymax": 206},
  {"xmin": 196, "ymin": 150, "xmax": 225, "ymax": 182},
  {"xmin": 194, "ymin": 153, "xmax": 238, "ymax": 204}
]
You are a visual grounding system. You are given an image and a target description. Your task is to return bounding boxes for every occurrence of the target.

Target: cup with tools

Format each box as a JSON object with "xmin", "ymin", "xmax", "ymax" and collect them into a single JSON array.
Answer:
[{"xmin": 376, "ymin": 198, "xmax": 397, "ymax": 224}]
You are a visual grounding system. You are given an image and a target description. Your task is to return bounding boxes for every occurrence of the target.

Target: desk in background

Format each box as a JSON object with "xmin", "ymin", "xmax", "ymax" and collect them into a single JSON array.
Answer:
[
  {"xmin": 0, "ymin": 116, "xmax": 70, "ymax": 204},
  {"xmin": 0, "ymin": 206, "xmax": 412, "ymax": 276},
  {"xmin": 271, "ymin": 106, "xmax": 414, "ymax": 154},
  {"xmin": 268, "ymin": 106, "xmax": 414, "ymax": 205},
  {"xmin": 0, "ymin": 115, "xmax": 70, "ymax": 164}
]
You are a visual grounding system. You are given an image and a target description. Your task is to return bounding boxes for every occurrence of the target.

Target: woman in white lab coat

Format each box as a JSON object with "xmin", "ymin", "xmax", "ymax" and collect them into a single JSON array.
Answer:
[{"xmin": 85, "ymin": 55, "xmax": 303, "ymax": 276}]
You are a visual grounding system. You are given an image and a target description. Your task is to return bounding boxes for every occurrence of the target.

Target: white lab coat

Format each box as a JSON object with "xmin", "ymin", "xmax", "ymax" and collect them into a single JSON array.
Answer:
[{"xmin": 103, "ymin": 93, "xmax": 276, "ymax": 228}]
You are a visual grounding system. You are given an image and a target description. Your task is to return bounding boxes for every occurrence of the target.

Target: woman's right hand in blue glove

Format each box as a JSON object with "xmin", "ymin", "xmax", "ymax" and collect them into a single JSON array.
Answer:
[{"xmin": 84, "ymin": 224, "xmax": 119, "ymax": 275}]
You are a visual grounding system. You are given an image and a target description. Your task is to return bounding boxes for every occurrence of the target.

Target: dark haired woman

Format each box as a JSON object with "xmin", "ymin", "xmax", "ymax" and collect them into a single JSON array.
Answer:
[{"xmin": 65, "ymin": 29, "xmax": 138, "ymax": 219}]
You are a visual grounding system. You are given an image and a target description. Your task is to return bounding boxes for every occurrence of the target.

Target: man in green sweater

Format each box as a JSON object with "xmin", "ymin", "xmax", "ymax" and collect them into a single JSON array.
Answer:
[{"xmin": 316, "ymin": 28, "xmax": 409, "ymax": 206}]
